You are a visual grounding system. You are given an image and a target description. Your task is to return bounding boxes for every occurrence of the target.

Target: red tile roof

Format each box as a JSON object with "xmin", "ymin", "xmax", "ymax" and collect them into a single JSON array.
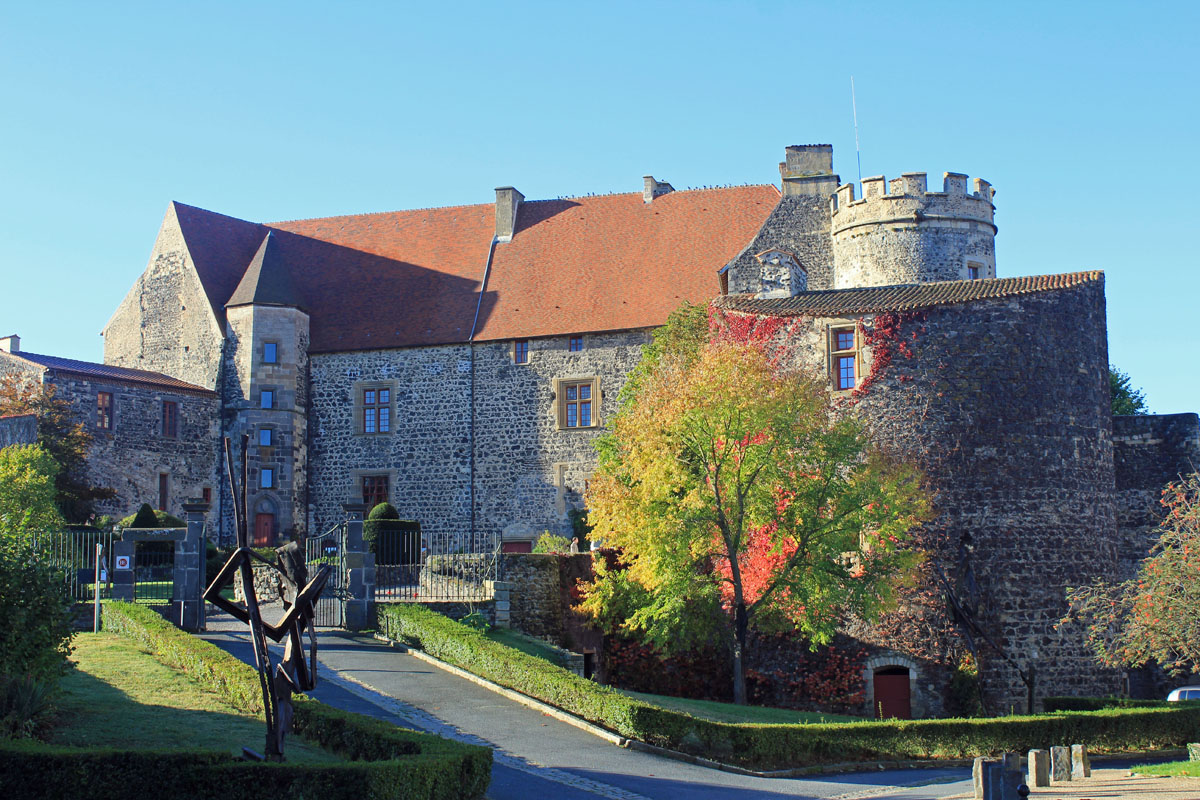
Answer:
[
  {"xmin": 174, "ymin": 185, "xmax": 780, "ymax": 352},
  {"xmin": 712, "ymin": 271, "xmax": 1105, "ymax": 316},
  {"xmin": 8, "ymin": 352, "xmax": 215, "ymax": 395}
]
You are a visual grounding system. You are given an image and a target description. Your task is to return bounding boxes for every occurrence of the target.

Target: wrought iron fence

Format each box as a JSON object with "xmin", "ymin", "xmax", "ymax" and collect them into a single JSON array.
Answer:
[
  {"xmin": 133, "ymin": 539, "xmax": 175, "ymax": 607},
  {"xmin": 374, "ymin": 535, "xmax": 500, "ymax": 603},
  {"xmin": 18, "ymin": 529, "xmax": 116, "ymax": 602}
]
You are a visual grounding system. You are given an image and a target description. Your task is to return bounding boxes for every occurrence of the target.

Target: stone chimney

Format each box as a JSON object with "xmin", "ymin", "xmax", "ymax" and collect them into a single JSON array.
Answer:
[
  {"xmin": 495, "ymin": 186, "xmax": 524, "ymax": 243},
  {"xmin": 779, "ymin": 144, "xmax": 840, "ymax": 197},
  {"xmin": 643, "ymin": 175, "xmax": 674, "ymax": 203},
  {"xmin": 0, "ymin": 334, "xmax": 19, "ymax": 354}
]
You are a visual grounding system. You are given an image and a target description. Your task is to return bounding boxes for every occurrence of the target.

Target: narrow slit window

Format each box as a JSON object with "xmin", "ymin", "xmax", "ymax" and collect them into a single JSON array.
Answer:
[
  {"xmin": 97, "ymin": 392, "xmax": 113, "ymax": 430},
  {"xmin": 162, "ymin": 400, "xmax": 178, "ymax": 437}
]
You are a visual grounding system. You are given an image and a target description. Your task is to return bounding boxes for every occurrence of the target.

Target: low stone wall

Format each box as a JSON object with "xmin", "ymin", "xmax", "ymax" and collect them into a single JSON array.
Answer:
[
  {"xmin": 233, "ymin": 562, "xmax": 281, "ymax": 603},
  {"xmin": 0, "ymin": 413, "xmax": 37, "ymax": 449},
  {"xmin": 501, "ymin": 553, "xmax": 601, "ymax": 655}
]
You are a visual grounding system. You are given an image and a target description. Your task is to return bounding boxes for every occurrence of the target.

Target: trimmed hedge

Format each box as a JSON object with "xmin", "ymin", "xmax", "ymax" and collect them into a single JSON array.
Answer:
[
  {"xmin": 73, "ymin": 602, "xmax": 492, "ymax": 800},
  {"xmin": 1044, "ymin": 696, "xmax": 1200, "ymax": 712},
  {"xmin": 378, "ymin": 603, "xmax": 1200, "ymax": 771}
]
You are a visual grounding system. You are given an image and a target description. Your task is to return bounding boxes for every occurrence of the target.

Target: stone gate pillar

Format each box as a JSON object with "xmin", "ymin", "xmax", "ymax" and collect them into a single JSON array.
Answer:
[
  {"xmin": 342, "ymin": 503, "xmax": 375, "ymax": 630},
  {"xmin": 177, "ymin": 501, "xmax": 209, "ymax": 632},
  {"xmin": 110, "ymin": 539, "xmax": 135, "ymax": 603}
]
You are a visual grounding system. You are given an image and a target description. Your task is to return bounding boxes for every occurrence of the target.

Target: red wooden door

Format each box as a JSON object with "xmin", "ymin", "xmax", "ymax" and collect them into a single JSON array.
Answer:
[
  {"xmin": 501, "ymin": 540, "xmax": 532, "ymax": 554},
  {"xmin": 874, "ymin": 669, "xmax": 912, "ymax": 719},
  {"xmin": 254, "ymin": 513, "xmax": 275, "ymax": 546}
]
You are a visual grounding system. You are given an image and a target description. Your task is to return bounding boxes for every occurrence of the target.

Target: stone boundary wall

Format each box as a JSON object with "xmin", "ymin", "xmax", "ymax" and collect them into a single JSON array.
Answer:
[
  {"xmin": 0, "ymin": 413, "xmax": 37, "ymax": 449},
  {"xmin": 501, "ymin": 553, "xmax": 600, "ymax": 653}
]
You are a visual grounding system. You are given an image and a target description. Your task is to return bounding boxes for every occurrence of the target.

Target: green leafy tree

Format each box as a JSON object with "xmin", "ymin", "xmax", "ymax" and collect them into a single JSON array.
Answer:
[
  {"xmin": 1110, "ymin": 365, "xmax": 1149, "ymax": 415},
  {"xmin": 0, "ymin": 375, "xmax": 113, "ymax": 521},
  {"xmin": 1066, "ymin": 472, "xmax": 1200, "ymax": 675},
  {"xmin": 0, "ymin": 444, "xmax": 64, "ymax": 539},
  {"xmin": 584, "ymin": 332, "xmax": 928, "ymax": 704},
  {"xmin": 0, "ymin": 443, "xmax": 73, "ymax": 702}
]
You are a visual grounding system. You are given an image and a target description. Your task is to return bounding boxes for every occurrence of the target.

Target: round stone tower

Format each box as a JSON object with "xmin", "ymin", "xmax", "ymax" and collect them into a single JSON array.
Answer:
[{"xmin": 830, "ymin": 172, "xmax": 997, "ymax": 289}]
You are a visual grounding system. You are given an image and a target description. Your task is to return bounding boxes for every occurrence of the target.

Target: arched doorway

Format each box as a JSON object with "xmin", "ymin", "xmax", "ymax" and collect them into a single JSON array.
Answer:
[
  {"xmin": 873, "ymin": 666, "xmax": 912, "ymax": 720},
  {"xmin": 253, "ymin": 496, "xmax": 278, "ymax": 546}
]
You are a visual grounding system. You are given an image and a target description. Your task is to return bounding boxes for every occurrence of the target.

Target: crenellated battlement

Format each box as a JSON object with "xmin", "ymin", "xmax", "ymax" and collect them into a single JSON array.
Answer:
[{"xmin": 830, "ymin": 171, "xmax": 996, "ymax": 236}]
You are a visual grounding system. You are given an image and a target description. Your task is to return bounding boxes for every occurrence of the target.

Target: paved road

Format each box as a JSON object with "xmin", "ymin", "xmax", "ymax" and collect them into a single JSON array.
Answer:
[{"xmin": 199, "ymin": 609, "xmax": 973, "ymax": 800}]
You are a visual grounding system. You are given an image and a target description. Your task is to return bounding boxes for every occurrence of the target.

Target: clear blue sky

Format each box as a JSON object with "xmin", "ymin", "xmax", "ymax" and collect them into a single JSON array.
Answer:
[{"xmin": 2, "ymin": 2, "xmax": 1196, "ymax": 413}]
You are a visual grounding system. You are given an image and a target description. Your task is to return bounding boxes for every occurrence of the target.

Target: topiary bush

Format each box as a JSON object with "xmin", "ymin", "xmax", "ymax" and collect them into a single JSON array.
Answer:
[
  {"xmin": 120, "ymin": 504, "xmax": 185, "ymax": 530},
  {"xmin": 365, "ymin": 504, "xmax": 420, "ymax": 566},
  {"xmin": 532, "ymin": 533, "xmax": 571, "ymax": 554}
]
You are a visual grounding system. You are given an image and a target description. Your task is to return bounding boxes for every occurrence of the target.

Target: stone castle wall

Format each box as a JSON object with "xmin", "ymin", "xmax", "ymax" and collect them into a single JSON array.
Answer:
[
  {"xmin": 726, "ymin": 195, "xmax": 834, "ymax": 293},
  {"xmin": 471, "ymin": 331, "xmax": 649, "ymax": 546},
  {"xmin": 46, "ymin": 374, "xmax": 220, "ymax": 520},
  {"xmin": 723, "ymin": 280, "xmax": 1120, "ymax": 712},
  {"xmin": 102, "ymin": 205, "xmax": 226, "ymax": 390},
  {"xmin": 1113, "ymin": 413, "xmax": 1200, "ymax": 574},
  {"xmin": 307, "ymin": 344, "xmax": 473, "ymax": 550}
]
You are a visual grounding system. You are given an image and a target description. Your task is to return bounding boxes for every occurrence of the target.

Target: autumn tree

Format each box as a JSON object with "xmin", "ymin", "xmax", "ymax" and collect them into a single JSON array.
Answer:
[
  {"xmin": 1066, "ymin": 472, "xmax": 1200, "ymax": 675},
  {"xmin": 583, "ymin": 313, "xmax": 928, "ymax": 704},
  {"xmin": 1110, "ymin": 365, "xmax": 1149, "ymax": 415},
  {"xmin": 0, "ymin": 374, "xmax": 111, "ymax": 521}
]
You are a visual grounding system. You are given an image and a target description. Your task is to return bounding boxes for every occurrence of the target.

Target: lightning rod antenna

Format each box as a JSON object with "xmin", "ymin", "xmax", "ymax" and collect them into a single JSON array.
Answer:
[{"xmin": 851, "ymin": 76, "xmax": 863, "ymax": 188}]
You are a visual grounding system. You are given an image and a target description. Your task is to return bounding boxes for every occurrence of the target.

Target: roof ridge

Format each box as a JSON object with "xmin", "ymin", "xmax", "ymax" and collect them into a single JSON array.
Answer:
[{"xmin": 269, "ymin": 200, "xmax": 494, "ymax": 226}]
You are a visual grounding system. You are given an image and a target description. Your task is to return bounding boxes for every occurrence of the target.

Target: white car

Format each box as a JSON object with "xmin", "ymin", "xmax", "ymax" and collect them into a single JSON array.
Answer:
[{"xmin": 1167, "ymin": 686, "xmax": 1200, "ymax": 701}]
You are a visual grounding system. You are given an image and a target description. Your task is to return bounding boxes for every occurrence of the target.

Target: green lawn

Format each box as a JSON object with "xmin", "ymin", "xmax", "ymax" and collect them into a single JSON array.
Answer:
[
  {"xmin": 49, "ymin": 633, "xmax": 341, "ymax": 762},
  {"xmin": 1132, "ymin": 760, "xmax": 1200, "ymax": 777},
  {"xmin": 484, "ymin": 627, "xmax": 570, "ymax": 667},
  {"xmin": 618, "ymin": 688, "xmax": 864, "ymax": 725}
]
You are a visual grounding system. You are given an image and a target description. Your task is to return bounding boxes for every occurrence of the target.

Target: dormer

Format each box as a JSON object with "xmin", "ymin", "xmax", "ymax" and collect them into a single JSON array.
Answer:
[{"xmin": 754, "ymin": 248, "xmax": 807, "ymax": 298}]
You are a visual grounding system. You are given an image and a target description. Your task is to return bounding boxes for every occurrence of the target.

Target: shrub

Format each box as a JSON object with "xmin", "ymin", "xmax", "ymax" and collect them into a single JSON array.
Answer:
[
  {"xmin": 0, "ymin": 539, "xmax": 74, "ymax": 684},
  {"xmin": 377, "ymin": 602, "xmax": 1200, "ymax": 770},
  {"xmin": 532, "ymin": 533, "xmax": 572, "ymax": 554},
  {"xmin": 364, "ymin": 504, "xmax": 420, "ymax": 565},
  {"xmin": 99, "ymin": 602, "xmax": 491, "ymax": 799},
  {"xmin": 0, "ymin": 675, "xmax": 56, "ymax": 740},
  {"xmin": 120, "ymin": 504, "xmax": 185, "ymax": 530},
  {"xmin": 1042, "ymin": 696, "xmax": 1185, "ymax": 712}
]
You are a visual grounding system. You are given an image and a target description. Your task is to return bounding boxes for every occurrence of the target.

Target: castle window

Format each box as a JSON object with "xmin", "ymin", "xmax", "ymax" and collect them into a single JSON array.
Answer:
[
  {"xmin": 263, "ymin": 342, "xmax": 278, "ymax": 364},
  {"xmin": 259, "ymin": 428, "xmax": 273, "ymax": 447},
  {"xmin": 261, "ymin": 468, "xmax": 275, "ymax": 489},
  {"xmin": 158, "ymin": 473, "xmax": 169, "ymax": 511},
  {"xmin": 362, "ymin": 475, "xmax": 389, "ymax": 507},
  {"xmin": 202, "ymin": 487, "xmax": 212, "ymax": 504},
  {"xmin": 363, "ymin": 388, "xmax": 391, "ymax": 434},
  {"xmin": 555, "ymin": 377, "xmax": 600, "ymax": 429},
  {"xmin": 260, "ymin": 390, "xmax": 274, "ymax": 409},
  {"xmin": 829, "ymin": 326, "xmax": 859, "ymax": 391},
  {"xmin": 162, "ymin": 400, "xmax": 178, "ymax": 437},
  {"xmin": 513, "ymin": 339, "xmax": 529, "ymax": 364},
  {"xmin": 569, "ymin": 335, "xmax": 584, "ymax": 352},
  {"xmin": 353, "ymin": 381, "xmax": 395, "ymax": 436},
  {"xmin": 97, "ymin": 392, "xmax": 113, "ymax": 430}
]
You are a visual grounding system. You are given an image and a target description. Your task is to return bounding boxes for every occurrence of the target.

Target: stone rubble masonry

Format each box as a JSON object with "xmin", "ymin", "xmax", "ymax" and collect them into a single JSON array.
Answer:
[
  {"xmin": 0, "ymin": 413, "xmax": 37, "ymax": 449},
  {"xmin": 49, "ymin": 373, "xmax": 220, "ymax": 520},
  {"xmin": 471, "ymin": 331, "xmax": 650, "ymax": 546},
  {"xmin": 307, "ymin": 330, "xmax": 649, "ymax": 553},
  {"xmin": 726, "ymin": 195, "xmax": 835, "ymax": 294},
  {"xmin": 103, "ymin": 204, "xmax": 226, "ymax": 391},
  {"xmin": 756, "ymin": 279, "xmax": 1120, "ymax": 712},
  {"xmin": 1112, "ymin": 412, "xmax": 1200, "ymax": 575},
  {"xmin": 0, "ymin": 349, "xmax": 220, "ymax": 520}
]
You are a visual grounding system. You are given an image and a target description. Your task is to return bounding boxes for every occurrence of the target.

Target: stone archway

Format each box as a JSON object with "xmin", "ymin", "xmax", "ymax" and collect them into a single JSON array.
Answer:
[{"xmin": 863, "ymin": 653, "xmax": 921, "ymax": 719}]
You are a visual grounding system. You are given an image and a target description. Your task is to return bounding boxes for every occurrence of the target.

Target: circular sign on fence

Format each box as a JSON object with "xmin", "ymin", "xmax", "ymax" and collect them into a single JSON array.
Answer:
[{"xmin": 115, "ymin": 555, "xmax": 132, "ymax": 570}]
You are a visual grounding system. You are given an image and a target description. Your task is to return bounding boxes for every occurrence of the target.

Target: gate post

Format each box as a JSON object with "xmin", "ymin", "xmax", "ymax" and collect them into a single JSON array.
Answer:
[
  {"xmin": 111, "ymin": 538, "xmax": 135, "ymax": 604},
  {"xmin": 177, "ymin": 500, "xmax": 209, "ymax": 632},
  {"xmin": 342, "ymin": 503, "xmax": 375, "ymax": 630}
]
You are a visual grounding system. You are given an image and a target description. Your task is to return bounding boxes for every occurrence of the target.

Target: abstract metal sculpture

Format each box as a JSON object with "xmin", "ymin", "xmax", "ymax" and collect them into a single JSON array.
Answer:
[{"xmin": 203, "ymin": 435, "xmax": 331, "ymax": 761}]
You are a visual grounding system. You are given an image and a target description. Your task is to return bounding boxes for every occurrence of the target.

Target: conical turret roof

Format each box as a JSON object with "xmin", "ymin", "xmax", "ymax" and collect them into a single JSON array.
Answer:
[{"xmin": 226, "ymin": 231, "xmax": 307, "ymax": 311}]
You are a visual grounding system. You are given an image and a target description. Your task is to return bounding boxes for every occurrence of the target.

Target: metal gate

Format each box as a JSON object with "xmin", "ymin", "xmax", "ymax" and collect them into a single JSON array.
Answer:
[
  {"xmin": 304, "ymin": 523, "xmax": 345, "ymax": 627},
  {"xmin": 133, "ymin": 540, "xmax": 175, "ymax": 609}
]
